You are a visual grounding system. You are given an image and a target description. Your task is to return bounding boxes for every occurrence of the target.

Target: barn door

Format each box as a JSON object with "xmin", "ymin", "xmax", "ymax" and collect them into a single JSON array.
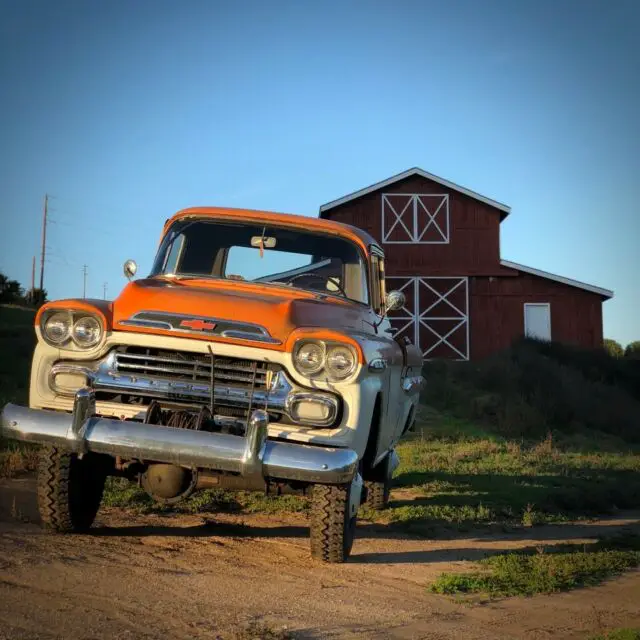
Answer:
[{"xmin": 386, "ymin": 276, "xmax": 469, "ymax": 360}]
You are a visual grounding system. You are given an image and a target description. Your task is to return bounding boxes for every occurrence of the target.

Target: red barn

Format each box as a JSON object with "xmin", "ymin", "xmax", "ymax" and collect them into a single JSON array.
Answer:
[{"xmin": 319, "ymin": 168, "xmax": 613, "ymax": 360}]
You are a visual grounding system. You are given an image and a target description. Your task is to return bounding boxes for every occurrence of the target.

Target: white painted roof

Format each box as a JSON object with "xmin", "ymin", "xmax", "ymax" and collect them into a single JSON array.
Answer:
[
  {"xmin": 319, "ymin": 167, "xmax": 511, "ymax": 216},
  {"xmin": 500, "ymin": 260, "xmax": 614, "ymax": 299}
]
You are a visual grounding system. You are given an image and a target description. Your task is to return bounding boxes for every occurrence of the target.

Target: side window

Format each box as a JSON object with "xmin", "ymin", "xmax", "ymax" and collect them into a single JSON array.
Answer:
[
  {"xmin": 370, "ymin": 255, "xmax": 386, "ymax": 315},
  {"xmin": 163, "ymin": 234, "xmax": 185, "ymax": 273}
]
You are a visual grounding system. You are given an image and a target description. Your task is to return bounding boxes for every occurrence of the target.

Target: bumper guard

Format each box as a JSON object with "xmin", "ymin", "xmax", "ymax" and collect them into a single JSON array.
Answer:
[{"xmin": 0, "ymin": 388, "xmax": 358, "ymax": 485}]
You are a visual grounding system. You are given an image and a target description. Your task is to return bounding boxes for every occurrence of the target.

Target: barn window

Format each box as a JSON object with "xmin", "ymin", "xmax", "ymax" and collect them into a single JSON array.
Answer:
[
  {"xmin": 381, "ymin": 194, "xmax": 450, "ymax": 244},
  {"xmin": 524, "ymin": 303, "xmax": 552, "ymax": 341}
]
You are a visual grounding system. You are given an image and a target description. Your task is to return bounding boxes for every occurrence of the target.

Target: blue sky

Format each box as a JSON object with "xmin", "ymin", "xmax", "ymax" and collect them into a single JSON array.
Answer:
[{"xmin": 0, "ymin": 0, "xmax": 638, "ymax": 346}]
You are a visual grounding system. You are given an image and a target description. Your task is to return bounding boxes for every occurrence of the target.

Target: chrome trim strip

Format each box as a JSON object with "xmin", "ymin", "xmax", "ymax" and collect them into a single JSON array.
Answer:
[
  {"xmin": 119, "ymin": 311, "xmax": 281, "ymax": 344},
  {"xmin": 121, "ymin": 319, "xmax": 173, "ymax": 330},
  {"xmin": 285, "ymin": 392, "xmax": 339, "ymax": 427},
  {"xmin": 1, "ymin": 398, "xmax": 358, "ymax": 484},
  {"xmin": 49, "ymin": 363, "xmax": 96, "ymax": 395}
]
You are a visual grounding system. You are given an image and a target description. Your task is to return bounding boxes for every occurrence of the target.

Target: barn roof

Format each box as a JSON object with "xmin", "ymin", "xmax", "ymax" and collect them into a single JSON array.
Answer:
[
  {"xmin": 501, "ymin": 260, "xmax": 614, "ymax": 299},
  {"xmin": 319, "ymin": 167, "xmax": 512, "ymax": 219}
]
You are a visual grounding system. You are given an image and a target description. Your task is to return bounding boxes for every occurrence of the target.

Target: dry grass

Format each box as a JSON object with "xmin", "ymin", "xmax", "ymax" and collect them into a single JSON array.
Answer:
[{"xmin": 0, "ymin": 442, "xmax": 39, "ymax": 478}]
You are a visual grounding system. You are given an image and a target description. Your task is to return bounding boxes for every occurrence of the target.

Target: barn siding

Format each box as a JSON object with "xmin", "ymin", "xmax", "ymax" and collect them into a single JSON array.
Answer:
[
  {"xmin": 324, "ymin": 175, "xmax": 505, "ymax": 276},
  {"xmin": 470, "ymin": 272, "xmax": 604, "ymax": 359}
]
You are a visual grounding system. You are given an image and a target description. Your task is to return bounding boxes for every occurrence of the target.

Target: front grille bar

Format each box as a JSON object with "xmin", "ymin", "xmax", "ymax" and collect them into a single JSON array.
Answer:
[{"xmin": 113, "ymin": 348, "xmax": 270, "ymax": 389}]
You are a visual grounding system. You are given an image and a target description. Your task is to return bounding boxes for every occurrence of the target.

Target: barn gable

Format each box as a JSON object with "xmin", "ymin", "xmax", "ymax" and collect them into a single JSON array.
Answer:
[
  {"xmin": 320, "ymin": 167, "xmax": 511, "ymax": 219},
  {"xmin": 319, "ymin": 168, "xmax": 509, "ymax": 279}
]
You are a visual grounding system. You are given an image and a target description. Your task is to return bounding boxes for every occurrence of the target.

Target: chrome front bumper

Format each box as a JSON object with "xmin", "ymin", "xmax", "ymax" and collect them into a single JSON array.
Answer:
[{"xmin": 0, "ymin": 389, "xmax": 358, "ymax": 485}]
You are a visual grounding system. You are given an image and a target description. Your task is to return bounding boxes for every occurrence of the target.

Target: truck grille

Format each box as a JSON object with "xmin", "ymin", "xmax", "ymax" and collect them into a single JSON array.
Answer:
[{"xmin": 113, "ymin": 347, "xmax": 273, "ymax": 390}]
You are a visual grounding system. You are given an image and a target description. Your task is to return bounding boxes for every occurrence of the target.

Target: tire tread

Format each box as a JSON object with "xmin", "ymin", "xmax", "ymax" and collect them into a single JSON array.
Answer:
[
  {"xmin": 37, "ymin": 447, "xmax": 105, "ymax": 533},
  {"xmin": 310, "ymin": 484, "xmax": 353, "ymax": 563}
]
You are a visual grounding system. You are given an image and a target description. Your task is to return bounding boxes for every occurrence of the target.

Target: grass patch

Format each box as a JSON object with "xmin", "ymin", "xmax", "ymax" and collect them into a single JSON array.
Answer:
[
  {"xmin": 590, "ymin": 630, "xmax": 640, "ymax": 640},
  {"xmin": 430, "ymin": 534, "xmax": 640, "ymax": 597},
  {"xmin": 0, "ymin": 305, "xmax": 35, "ymax": 408},
  {"xmin": 102, "ymin": 477, "xmax": 309, "ymax": 516},
  {"xmin": 0, "ymin": 440, "xmax": 39, "ymax": 478},
  {"xmin": 368, "ymin": 406, "xmax": 640, "ymax": 531},
  {"xmin": 0, "ymin": 305, "xmax": 39, "ymax": 477},
  {"xmin": 230, "ymin": 621, "xmax": 294, "ymax": 640}
]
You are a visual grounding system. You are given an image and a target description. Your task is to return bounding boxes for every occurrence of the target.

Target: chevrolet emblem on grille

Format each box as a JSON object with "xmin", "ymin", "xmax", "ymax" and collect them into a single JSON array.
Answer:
[{"xmin": 179, "ymin": 319, "xmax": 217, "ymax": 331}]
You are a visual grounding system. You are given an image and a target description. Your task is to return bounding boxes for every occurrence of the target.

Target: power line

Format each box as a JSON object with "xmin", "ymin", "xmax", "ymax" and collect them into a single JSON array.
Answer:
[{"xmin": 39, "ymin": 194, "xmax": 48, "ymax": 304}]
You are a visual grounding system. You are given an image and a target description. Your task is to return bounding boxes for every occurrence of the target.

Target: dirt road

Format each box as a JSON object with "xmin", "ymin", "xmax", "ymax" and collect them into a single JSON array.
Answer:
[{"xmin": 1, "ymin": 477, "xmax": 639, "ymax": 640}]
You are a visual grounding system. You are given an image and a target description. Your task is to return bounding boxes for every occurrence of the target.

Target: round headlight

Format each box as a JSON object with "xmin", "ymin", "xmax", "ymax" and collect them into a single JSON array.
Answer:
[
  {"xmin": 43, "ymin": 312, "xmax": 72, "ymax": 345},
  {"xmin": 326, "ymin": 345, "xmax": 357, "ymax": 380},
  {"xmin": 72, "ymin": 316, "xmax": 102, "ymax": 348},
  {"xmin": 294, "ymin": 341, "xmax": 325, "ymax": 375}
]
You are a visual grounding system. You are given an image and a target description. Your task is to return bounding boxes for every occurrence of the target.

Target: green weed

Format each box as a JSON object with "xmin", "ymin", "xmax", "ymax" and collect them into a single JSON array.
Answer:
[
  {"xmin": 590, "ymin": 629, "xmax": 640, "ymax": 640},
  {"xmin": 430, "ymin": 535, "xmax": 640, "ymax": 597}
]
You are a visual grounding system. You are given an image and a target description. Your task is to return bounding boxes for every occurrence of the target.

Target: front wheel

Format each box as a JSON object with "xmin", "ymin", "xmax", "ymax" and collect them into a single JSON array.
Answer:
[
  {"xmin": 37, "ymin": 447, "xmax": 107, "ymax": 533},
  {"xmin": 310, "ymin": 483, "xmax": 357, "ymax": 563}
]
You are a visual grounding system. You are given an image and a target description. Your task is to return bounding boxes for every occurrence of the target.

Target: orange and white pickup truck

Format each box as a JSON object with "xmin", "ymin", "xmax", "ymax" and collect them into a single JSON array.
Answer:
[{"xmin": 0, "ymin": 206, "xmax": 424, "ymax": 562}]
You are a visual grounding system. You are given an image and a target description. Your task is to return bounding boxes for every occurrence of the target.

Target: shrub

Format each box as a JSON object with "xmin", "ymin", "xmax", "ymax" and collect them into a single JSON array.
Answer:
[
  {"xmin": 604, "ymin": 339, "xmax": 624, "ymax": 358},
  {"xmin": 421, "ymin": 338, "xmax": 640, "ymax": 441},
  {"xmin": 625, "ymin": 341, "xmax": 640, "ymax": 360}
]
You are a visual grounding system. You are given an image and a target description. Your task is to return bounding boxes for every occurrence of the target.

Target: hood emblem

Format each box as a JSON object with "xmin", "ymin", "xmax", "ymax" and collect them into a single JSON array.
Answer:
[{"xmin": 179, "ymin": 318, "xmax": 217, "ymax": 331}]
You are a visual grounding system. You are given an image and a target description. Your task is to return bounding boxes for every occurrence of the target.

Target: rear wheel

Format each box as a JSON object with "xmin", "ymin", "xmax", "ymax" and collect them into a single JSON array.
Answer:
[
  {"xmin": 310, "ymin": 483, "xmax": 356, "ymax": 563},
  {"xmin": 37, "ymin": 447, "xmax": 107, "ymax": 533},
  {"xmin": 364, "ymin": 478, "xmax": 390, "ymax": 510},
  {"xmin": 363, "ymin": 454, "xmax": 393, "ymax": 510}
]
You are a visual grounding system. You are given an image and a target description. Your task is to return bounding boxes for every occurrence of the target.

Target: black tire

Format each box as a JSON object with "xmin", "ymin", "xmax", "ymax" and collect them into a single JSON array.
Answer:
[
  {"xmin": 363, "ymin": 478, "xmax": 390, "ymax": 510},
  {"xmin": 37, "ymin": 447, "xmax": 107, "ymax": 533},
  {"xmin": 363, "ymin": 454, "xmax": 392, "ymax": 510},
  {"xmin": 310, "ymin": 483, "xmax": 356, "ymax": 563}
]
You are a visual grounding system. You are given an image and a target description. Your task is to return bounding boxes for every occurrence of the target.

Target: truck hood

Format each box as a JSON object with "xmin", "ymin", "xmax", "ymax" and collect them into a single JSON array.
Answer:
[{"xmin": 112, "ymin": 277, "xmax": 365, "ymax": 346}]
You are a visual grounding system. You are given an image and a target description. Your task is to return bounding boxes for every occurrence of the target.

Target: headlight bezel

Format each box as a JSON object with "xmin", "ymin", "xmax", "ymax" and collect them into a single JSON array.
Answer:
[
  {"xmin": 71, "ymin": 315, "xmax": 103, "ymax": 348},
  {"xmin": 40, "ymin": 309, "xmax": 105, "ymax": 350},
  {"xmin": 292, "ymin": 339, "xmax": 359, "ymax": 382},
  {"xmin": 42, "ymin": 311, "xmax": 73, "ymax": 345}
]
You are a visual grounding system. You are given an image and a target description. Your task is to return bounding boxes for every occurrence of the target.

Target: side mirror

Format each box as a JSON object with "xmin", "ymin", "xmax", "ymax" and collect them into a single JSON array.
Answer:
[
  {"xmin": 123, "ymin": 259, "xmax": 138, "ymax": 281},
  {"xmin": 385, "ymin": 290, "xmax": 405, "ymax": 312}
]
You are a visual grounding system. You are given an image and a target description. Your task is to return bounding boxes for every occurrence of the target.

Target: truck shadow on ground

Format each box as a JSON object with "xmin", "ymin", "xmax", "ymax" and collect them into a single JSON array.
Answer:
[
  {"xmin": 90, "ymin": 521, "xmax": 310, "ymax": 539},
  {"xmin": 85, "ymin": 518, "xmax": 640, "ymax": 566}
]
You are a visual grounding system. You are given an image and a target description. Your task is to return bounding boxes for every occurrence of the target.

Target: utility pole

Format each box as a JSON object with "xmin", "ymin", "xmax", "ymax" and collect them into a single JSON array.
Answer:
[
  {"xmin": 82, "ymin": 264, "xmax": 88, "ymax": 299},
  {"xmin": 103, "ymin": 282, "xmax": 108, "ymax": 300},
  {"xmin": 31, "ymin": 255, "xmax": 36, "ymax": 303},
  {"xmin": 39, "ymin": 194, "xmax": 48, "ymax": 304}
]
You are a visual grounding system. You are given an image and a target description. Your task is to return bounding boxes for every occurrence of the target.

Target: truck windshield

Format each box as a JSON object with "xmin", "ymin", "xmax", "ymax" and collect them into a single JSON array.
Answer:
[{"xmin": 150, "ymin": 219, "xmax": 369, "ymax": 304}]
